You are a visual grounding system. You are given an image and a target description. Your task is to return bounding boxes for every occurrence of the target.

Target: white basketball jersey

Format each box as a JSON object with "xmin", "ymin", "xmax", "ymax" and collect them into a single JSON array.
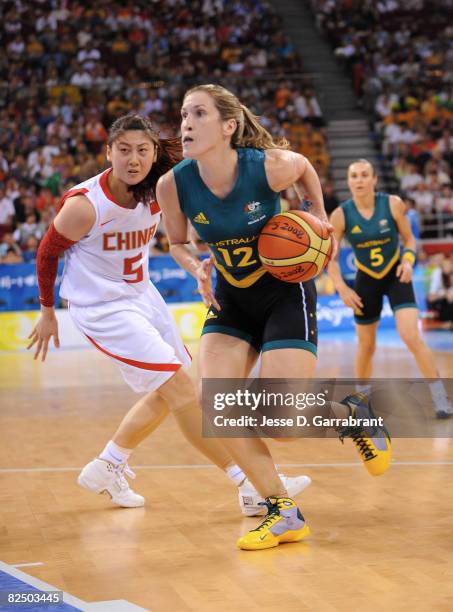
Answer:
[{"xmin": 59, "ymin": 168, "xmax": 160, "ymax": 306}]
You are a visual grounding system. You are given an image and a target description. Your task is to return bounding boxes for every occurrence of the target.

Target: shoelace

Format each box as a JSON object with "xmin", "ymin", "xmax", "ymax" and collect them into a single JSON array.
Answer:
[
  {"xmin": 123, "ymin": 464, "xmax": 136, "ymax": 479},
  {"xmin": 252, "ymin": 510, "xmax": 280, "ymax": 532},
  {"xmin": 115, "ymin": 463, "xmax": 136, "ymax": 490},
  {"xmin": 251, "ymin": 499, "xmax": 281, "ymax": 532},
  {"xmin": 338, "ymin": 422, "xmax": 377, "ymax": 457},
  {"xmin": 350, "ymin": 433, "xmax": 377, "ymax": 461}
]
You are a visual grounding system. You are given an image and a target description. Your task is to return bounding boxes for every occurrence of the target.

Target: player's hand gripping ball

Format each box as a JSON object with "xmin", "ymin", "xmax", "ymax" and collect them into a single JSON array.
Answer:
[{"xmin": 258, "ymin": 210, "xmax": 333, "ymax": 283}]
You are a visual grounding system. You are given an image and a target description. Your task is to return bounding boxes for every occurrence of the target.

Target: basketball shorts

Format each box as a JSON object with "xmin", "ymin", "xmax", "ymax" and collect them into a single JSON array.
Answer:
[
  {"xmin": 202, "ymin": 272, "xmax": 318, "ymax": 355},
  {"xmin": 69, "ymin": 284, "xmax": 191, "ymax": 393},
  {"xmin": 353, "ymin": 263, "xmax": 417, "ymax": 325}
]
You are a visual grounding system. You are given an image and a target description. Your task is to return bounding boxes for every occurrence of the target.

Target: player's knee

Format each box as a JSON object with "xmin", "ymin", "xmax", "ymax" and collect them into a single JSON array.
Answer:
[
  {"xmin": 401, "ymin": 330, "xmax": 423, "ymax": 352},
  {"xmin": 156, "ymin": 367, "xmax": 197, "ymax": 411},
  {"xmin": 358, "ymin": 336, "xmax": 376, "ymax": 355}
]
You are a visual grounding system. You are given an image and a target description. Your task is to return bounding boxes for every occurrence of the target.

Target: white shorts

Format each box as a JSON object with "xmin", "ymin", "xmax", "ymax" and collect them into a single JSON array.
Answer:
[{"xmin": 69, "ymin": 285, "xmax": 191, "ymax": 393}]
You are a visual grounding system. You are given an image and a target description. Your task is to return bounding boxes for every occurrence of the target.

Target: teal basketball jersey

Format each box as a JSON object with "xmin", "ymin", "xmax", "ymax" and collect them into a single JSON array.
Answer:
[
  {"xmin": 342, "ymin": 192, "xmax": 400, "ymax": 279},
  {"xmin": 173, "ymin": 147, "xmax": 280, "ymax": 287}
]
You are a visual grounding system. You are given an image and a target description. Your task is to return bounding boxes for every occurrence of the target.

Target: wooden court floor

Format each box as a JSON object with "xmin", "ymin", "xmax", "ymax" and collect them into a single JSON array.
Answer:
[{"xmin": 1, "ymin": 338, "xmax": 453, "ymax": 611}]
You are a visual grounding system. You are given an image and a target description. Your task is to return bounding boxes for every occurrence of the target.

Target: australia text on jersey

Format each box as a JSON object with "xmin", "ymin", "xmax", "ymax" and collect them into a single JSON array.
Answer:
[
  {"xmin": 208, "ymin": 235, "xmax": 257, "ymax": 248},
  {"xmin": 355, "ymin": 237, "xmax": 391, "ymax": 250}
]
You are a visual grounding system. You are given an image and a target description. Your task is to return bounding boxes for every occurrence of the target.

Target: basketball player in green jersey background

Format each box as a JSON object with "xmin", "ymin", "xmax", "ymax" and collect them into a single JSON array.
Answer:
[
  {"xmin": 328, "ymin": 159, "xmax": 452, "ymax": 418},
  {"xmin": 157, "ymin": 86, "xmax": 392, "ymax": 550}
]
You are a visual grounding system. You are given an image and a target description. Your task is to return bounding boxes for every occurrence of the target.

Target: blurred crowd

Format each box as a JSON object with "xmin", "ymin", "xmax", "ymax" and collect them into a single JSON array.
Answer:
[
  {"xmin": 310, "ymin": 0, "xmax": 453, "ymax": 239},
  {"xmin": 426, "ymin": 251, "xmax": 453, "ymax": 328},
  {"xmin": 0, "ymin": 0, "xmax": 330, "ymax": 263}
]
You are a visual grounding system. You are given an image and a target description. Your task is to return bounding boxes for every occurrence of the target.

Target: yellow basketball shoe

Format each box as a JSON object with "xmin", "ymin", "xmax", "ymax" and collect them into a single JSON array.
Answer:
[
  {"xmin": 237, "ymin": 497, "xmax": 310, "ymax": 551},
  {"xmin": 338, "ymin": 392, "xmax": 392, "ymax": 477}
]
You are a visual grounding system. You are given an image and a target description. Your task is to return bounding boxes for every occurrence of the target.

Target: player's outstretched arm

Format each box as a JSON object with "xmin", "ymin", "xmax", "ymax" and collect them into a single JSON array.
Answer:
[{"xmin": 27, "ymin": 196, "xmax": 95, "ymax": 362}]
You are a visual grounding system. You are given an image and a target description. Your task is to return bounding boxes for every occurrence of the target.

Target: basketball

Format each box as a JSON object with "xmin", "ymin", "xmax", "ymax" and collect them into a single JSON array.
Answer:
[{"xmin": 258, "ymin": 210, "xmax": 333, "ymax": 283}]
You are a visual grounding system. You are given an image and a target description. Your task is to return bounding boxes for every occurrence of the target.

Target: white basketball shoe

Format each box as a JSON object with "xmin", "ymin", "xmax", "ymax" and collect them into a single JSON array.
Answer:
[
  {"xmin": 78, "ymin": 458, "xmax": 145, "ymax": 507},
  {"xmin": 239, "ymin": 474, "xmax": 312, "ymax": 516}
]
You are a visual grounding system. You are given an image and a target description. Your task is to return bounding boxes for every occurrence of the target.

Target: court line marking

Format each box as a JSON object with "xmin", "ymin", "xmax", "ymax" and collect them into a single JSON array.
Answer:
[
  {"xmin": 0, "ymin": 561, "xmax": 148, "ymax": 611},
  {"xmin": 12, "ymin": 562, "xmax": 44, "ymax": 568},
  {"xmin": 1, "ymin": 461, "xmax": 452, "ymax": 474},
  {"xmin": 0, "ymin": 560, "xmax": 89, "ymax": 610}
]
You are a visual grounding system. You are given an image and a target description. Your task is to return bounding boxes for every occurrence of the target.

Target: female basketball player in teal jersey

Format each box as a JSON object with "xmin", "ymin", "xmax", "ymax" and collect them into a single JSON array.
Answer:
[
  {"xmin": 157, "ymin": 85, "xmax": 392, "ymax": 550},
  {"xmin": 26, "ymin": 112, "xmax": 307, "ymax": 533},
  {"xmin": 328, "ymin": 159, "xmax": 452, "ymax": 418}
]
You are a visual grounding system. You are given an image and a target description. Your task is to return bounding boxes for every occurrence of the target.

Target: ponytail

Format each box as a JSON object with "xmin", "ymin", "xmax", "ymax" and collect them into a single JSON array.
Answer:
[{"xmin": 235, "ymin": 104, "xmax": 289, "ymax": 150}]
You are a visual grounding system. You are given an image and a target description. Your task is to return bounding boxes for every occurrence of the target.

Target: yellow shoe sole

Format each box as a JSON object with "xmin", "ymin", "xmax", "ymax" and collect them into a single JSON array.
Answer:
[
  {"xmin": 365, "ymin": 445, "xmax": 392, "ymax": 476},
  {"xmin": 237, "ymin": 524, "xmax": 311, "ymax": 551}
]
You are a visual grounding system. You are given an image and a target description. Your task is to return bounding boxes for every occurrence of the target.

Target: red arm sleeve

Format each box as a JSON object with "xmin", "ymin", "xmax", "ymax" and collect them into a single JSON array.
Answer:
[{"xmin": 37, "ymin": 223, "xmax": 77, "ymax": 307}]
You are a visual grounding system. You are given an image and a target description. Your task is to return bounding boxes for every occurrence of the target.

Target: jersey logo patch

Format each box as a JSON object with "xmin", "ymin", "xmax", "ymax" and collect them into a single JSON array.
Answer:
[
  {"xmin": 206, "ymin": 310, "xmax": 218, "ymax": 320},
  {"xmin": 244, "ymin": 201, "xmax": 265, "ymax": 225},
  {"xmin": 379, "ymin": 218, "xmax": 390, "ymax": 232},
  {"xmin": 193, "ymin": 212, "xmax": 209, "ymax": 224},
  {"xmin": 351, "ymin": 225, "xmax": 362, "ymax": 234}
]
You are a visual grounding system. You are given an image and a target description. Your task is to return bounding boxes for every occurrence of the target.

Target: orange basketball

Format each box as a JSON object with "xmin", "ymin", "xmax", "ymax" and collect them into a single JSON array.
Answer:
[{"xmin": 258, "ymin": 210, "xmax": 333, "ymax": 283}]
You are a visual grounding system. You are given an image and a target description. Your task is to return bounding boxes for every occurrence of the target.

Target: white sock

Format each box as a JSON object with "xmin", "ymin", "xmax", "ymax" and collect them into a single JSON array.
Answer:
[
  {"xmin": 429, "ymin": 380, "xmax": 448, "ymax": 401},
  {"xmin": 226, "ymin": 464, "xmax": 246, "ymax": 486},
  {"xmin": 99, "ymin": 440, "xmax": 132, "ymax": 466},
  {"xmin": 355, "ymin": 383, "xmax": 371, "ymax": 395}
]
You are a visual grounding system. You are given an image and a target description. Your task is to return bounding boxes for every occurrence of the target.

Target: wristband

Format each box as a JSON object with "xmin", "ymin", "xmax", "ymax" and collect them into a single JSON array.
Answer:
[{"xmin": 402, "ymin": 249, "xmax": 416, "ymax": 265}]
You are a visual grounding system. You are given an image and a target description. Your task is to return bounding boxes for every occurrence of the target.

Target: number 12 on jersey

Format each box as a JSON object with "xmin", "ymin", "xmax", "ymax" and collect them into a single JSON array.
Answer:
[{"xmin": 217, "ymin": 246, "xmax": 257, "ymax": 268}]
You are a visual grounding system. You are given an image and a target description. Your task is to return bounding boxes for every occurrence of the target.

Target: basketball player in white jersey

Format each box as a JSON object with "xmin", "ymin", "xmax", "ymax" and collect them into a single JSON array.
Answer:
[{"xmin": 27, "ymin": 113, "xmax": 310, "ymax": 521}]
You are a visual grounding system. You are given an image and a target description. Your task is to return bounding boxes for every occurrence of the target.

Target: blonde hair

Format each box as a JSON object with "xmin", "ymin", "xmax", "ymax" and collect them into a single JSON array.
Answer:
[{"xmin": 184, "ymin": 84, "xmax": 289, "ymax": 150}]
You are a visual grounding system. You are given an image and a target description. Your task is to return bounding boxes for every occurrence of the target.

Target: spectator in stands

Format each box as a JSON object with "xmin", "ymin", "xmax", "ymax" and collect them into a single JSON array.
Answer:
[
  {"xmin": 0, "ymin": 152, "xmax": 9, "ymax": 180},
  {"xmin": 0, "ymin": 189, "xmax": 15, "ymax": 229},
  {"xmin": 77, "ymin": 40, "xmax": 101, "ymax": 71},
  {"xmin": 437, "ymin": 185, "xmax": 453, "ymax": 213},
  {"xmin": 1, "ymin": 247, "xmax": 24, "ymax": 264},
  {"xmin": 375, "ymin": 90, "xmax": 399, "ymax": 119},
  {"xmin": 400, "ymin": 163, "xmax": 424, "ymax": 192},
  {"xmin": 410, "ymin": 182, "xmax": 434, "ymax": 214},
  {"xmin": 23, "ymin": 235, "xmax": 39, "ymax": 263},
  {"xmin": 13, "ymin": 213, "xmax": 43, "ymax": 247},
  {"xmin": 428, "ymin": 253, "xmax": 453, "ymax": 328},
  {"xmin": 436, "ymin": 129, "xmax": 453, "ymax": 164},
  {"xmin": 84, "ymin": 112, "xmax": 108, "ymax": 154},
  {"xmin": 404, "ymin": 197, "xmax": 421, "ymax": 241},
  {"xmin": 311, "ymin": 0, "xmax": 453, "ymax": 241},
  {"xmin": 69, "ymin": 63, "xmax": 93, "ymax": 89},
  {"xmin": 294, "ymin": 89, "xmax": 324, "ymax": 127},
  {"xmin": 0, "ymin": 0, "xmax": 329, "ymax": 258},
  {"xmin": 0, "ymin": 233, "xmax": 23, "ymax": 262},
  {"xmin": 323, "ymin": 180, "xmax": 340, "ymax": 215},
  {"xmin": 424, "ymin": 156, "xmax": 451, "ymax": 187}
]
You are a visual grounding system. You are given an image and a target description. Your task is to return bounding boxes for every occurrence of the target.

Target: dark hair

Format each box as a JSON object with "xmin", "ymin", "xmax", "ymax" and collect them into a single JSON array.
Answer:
[{"xmin": 108, "ymin": 113, "xmax": 182, "ymax": 204}]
